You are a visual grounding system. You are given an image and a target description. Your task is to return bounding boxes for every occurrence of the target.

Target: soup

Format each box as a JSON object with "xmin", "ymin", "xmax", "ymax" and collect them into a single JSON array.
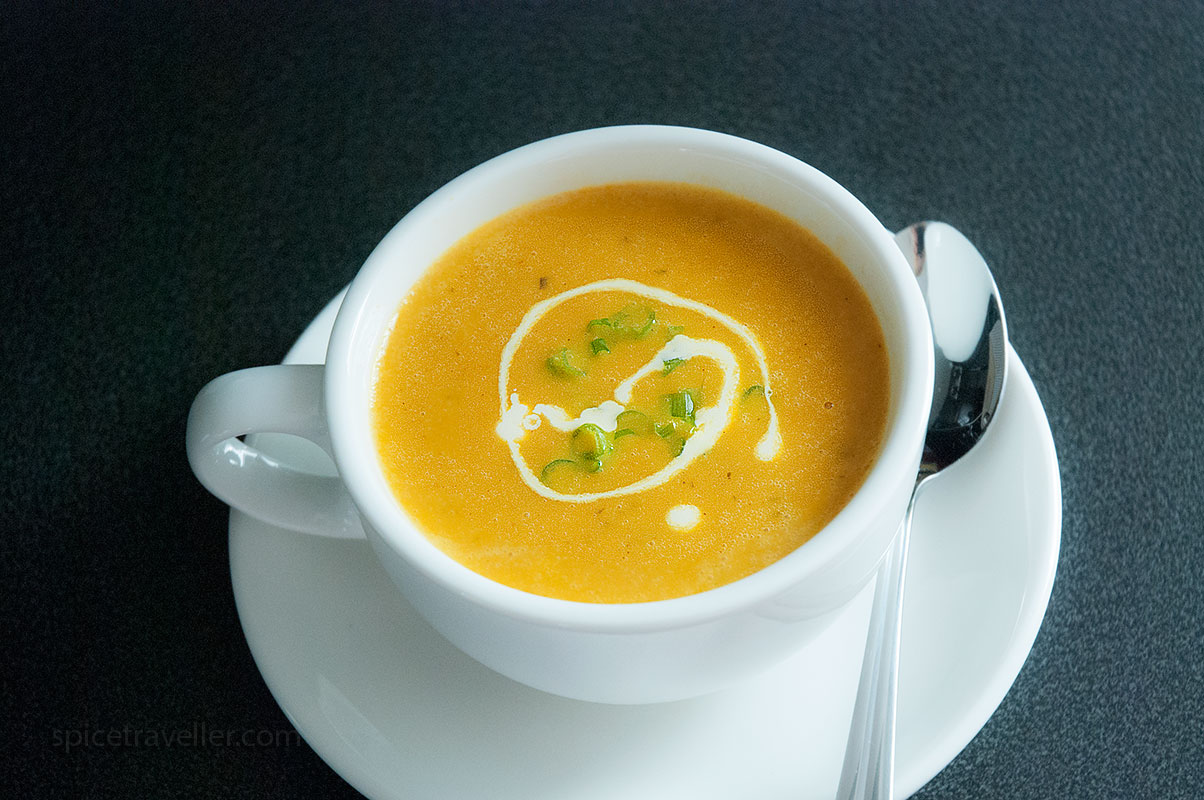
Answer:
[{"xmin": 372, "ymin": 182, "xmax": 889, "ymax": 603}]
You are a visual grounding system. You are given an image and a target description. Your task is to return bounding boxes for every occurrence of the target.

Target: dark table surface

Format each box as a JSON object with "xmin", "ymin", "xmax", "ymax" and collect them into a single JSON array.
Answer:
[{"xmin": 5, "ymin": 2, "xmax": 1202, "ymax": 797}]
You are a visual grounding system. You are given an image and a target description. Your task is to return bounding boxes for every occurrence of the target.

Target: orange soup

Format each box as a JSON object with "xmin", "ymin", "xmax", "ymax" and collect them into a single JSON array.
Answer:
[{"xmin": 372, "ymin": 182, "xmax": 889, "ymax": 603}]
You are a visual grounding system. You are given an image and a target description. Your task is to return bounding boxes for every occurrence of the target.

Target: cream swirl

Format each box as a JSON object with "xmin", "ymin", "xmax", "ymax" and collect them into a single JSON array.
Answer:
[{"xmin": 495, "ymin": 279, "xmax": 780, "ymax": 503}]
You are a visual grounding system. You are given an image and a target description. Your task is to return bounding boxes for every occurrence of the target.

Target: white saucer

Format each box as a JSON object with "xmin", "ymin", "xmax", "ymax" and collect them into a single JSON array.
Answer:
[{"xmin": 230, "ymin": 289, "xmax": 1061, "ymax": 799}]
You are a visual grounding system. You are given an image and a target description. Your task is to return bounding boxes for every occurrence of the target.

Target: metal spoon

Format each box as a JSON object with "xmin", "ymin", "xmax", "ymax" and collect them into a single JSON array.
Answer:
[{"xmin": 836, "ymin": 221, "xmax": 1009, "ymax": 800}]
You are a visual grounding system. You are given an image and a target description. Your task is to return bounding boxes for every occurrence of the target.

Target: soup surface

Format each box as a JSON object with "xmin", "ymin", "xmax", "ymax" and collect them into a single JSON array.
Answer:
[{"xmin": 373, "ymin": 182, "xmax": 889, "ymax": 603}]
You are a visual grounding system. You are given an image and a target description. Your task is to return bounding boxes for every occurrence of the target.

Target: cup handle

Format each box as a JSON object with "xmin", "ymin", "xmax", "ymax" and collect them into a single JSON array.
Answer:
[{"xmin": 186, "ymin": 365, "xmax": 365, "ymax": 539}]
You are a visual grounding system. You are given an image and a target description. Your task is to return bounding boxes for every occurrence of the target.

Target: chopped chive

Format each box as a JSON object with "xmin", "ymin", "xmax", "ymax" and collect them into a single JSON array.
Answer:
[
  {"xmin": 666, "ymin": 324, "xmax": 685, "ymax": 338},
  {"xmin": 657, "ymin": 397, "xmax": 697, "ymax": 446},
  {"xmin": 666, "ymin": 389, "xmax": 696, "ymax": 422},
  {"xmin": 584, "ymin": 458, "xmax": 604, "ymax": 473},
  {"xmin": 613, "ymin": 428, "xmax": 636, "ymax": 439},
  {"xmin": 663, "ymin": 416, "xmax": 695, "ymax": 438},
  {"xmin": 610, "ymin": 302, "xmax": 656, "ymax": 338},
  {"xmin": 571, "ymin": 423, "xmax": 612, "ymax": 461},
  {"xmin": 662, "ymin": 357, "xmax": 686, "ymax": 375},
  {"xmin": 586, "ymin": 318, "xmax": 613, "ymax": 332},
  {"xmin": 590, "ymin": 337, "xmax": 611, "ymax": 355},
  {"xmin": 539, "ymin": 459, "xmax": 577, "ymax": 486},
  {"xmin": 654, "ymin": 424, "xmax": 686, "ymax": 455},
  {"xmin": 615, "ymin": 409, "xmax": 653, "ymax": 435},
  {"xmin": 743, "ymin": 384, "xmax": 765, "ymax": 399},
  {"xmin": 547, "ymin": 347, "xmax": 586, "ymax": 378}
]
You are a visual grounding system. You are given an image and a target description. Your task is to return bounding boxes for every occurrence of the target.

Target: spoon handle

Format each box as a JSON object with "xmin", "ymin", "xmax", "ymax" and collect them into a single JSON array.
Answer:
[{"xmin": 836, "ymin": 475, "xmax": 930, "ymax": 800}]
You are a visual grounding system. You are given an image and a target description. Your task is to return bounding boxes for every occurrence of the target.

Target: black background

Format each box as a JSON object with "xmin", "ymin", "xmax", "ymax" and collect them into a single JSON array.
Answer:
[{"xmin": 4, "ymin": 1, "xmax": 1202, "ymax": 797}]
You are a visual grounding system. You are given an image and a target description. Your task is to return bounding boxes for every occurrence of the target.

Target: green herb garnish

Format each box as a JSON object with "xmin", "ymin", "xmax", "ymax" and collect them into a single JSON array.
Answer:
[
  {"xmin": 546, "ymin": 347, "xmax": 586, "ymax": 378},
  {"xmin": 611, "ymin": 302, "xmax": 656, "ymax": 338},
  {"xmin": 590, "ymin": 337, "xmax": 610, "ymax": 356},
  {"xmin": 655, "ymin": 417, "xmax": 693, "ymax": 456},
  {"xmin": 662, "ymin": 357, "xmax": 686, "ymax": 375},
  {"xmin": 571, "ymin": 423, "xmax": 612, "ymax": 462},
  {"xmin": 614, "ymin": 409, "xmax": 653, "ymax": 435},
  {"xmin": 665, "ymin": 389, "xmax": 697, "ymax": 422},
  {"xmin": 656, "ymin": 416, "xmax": 695, "ymax": 439},
  {"xmin": 539, "ymin": 459, "xmax": 578, "ymax": 486}
]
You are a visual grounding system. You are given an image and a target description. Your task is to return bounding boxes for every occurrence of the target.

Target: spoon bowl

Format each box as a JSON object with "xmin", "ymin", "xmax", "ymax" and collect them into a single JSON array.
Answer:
[{"xmin": 912, "ymin": 223, "xmax": 1009, "ymax": 474}]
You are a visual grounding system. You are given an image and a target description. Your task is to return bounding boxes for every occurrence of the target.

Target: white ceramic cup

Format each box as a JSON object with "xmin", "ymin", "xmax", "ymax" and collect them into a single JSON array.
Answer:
[{"xmin": 187, "ymin": 125, "xmax": 934, "ymax": 704}]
